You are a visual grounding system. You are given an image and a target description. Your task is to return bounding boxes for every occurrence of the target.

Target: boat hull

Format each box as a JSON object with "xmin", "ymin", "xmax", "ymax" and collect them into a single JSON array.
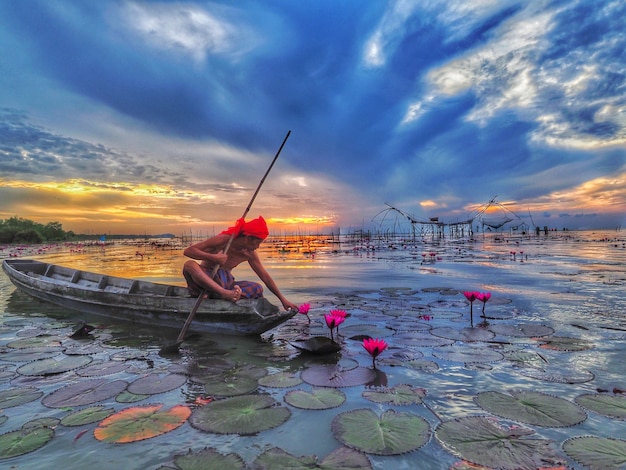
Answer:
[{"xmin": 2, "ymin": 259, "xmax": 295, "ymax": 336}]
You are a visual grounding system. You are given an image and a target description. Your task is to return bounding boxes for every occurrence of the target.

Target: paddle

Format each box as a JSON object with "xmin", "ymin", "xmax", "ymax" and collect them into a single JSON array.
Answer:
[{"xmin": 159, "ymin": 130, "xmax": 291, "ymax": 354}]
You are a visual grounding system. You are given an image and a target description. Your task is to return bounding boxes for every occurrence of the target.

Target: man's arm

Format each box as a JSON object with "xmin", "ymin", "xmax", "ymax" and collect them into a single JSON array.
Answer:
[
  {"xmin": 248, "ymin": 252, "xmax": 298, "ymax": 311},
  {"xmin": 183, "ymin": 234, "xmax": 230, "ymax": 264}
]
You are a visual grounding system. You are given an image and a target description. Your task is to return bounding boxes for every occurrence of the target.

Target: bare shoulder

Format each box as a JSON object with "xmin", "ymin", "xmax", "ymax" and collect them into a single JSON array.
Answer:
[{"xmin": 191, "ymin": 233, "xmax": 230, "ymax": 251}]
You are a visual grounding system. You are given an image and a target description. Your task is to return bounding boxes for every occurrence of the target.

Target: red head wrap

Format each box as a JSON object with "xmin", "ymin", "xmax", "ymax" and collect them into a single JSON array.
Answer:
[{"xmin": 221, "ymin": 216, "xmax": 269, "ymax": 240}]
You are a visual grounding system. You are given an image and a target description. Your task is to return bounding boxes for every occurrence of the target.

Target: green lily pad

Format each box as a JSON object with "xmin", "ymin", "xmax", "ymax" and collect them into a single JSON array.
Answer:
[
  {"xmin": 430, "ymin": 327, "xmax": 495, "ymax": 342},
  {"xmin": 6, "ymin": 335, "xmax": 62, "ymax": 349},
  {"xmin": 94, "ymin": 404, "xmax": 191, "ymax": 443},
  {"xmin": 284, "ymin": 387, "xmax": 346, "ymax": 410},
  {"xmin": 0, "ymin": 347, "xmax": 62, "ymax": 362},
  {"xmin": 290, "ymin": 337, "xmax": 341, "ymax": 355},
  {"xmin": 475, "ymin": 390, "xmax": 587, "ymax": 427},
  {"xmin": 127, "ymin": 373, "xmax": 187, "ymax": 396},
  {"xmin": 258, "ymin": 371, "xmax": 303, "ymax": 388},
  {"xmin": 253, "ymin": 446, "xmax": 372, "ymax": 469},
  {"xmin": 502, "ymin": 349, "xmax": 548, "ymax": 369},
  {"xmin": 116, "ymin": 390, "xmax": 150, "ymax": 403},
  {"xmin": 394, "ymin": 331, "xmax": 454, "ymax": 348},
  {"xmin": 488, "ymin": 323, "xmax": 554, "ymax": 338},
  {"xmin": 402, "ymin": 359, "xmax": 439, "ymax": 373},
  {"xmin": 363, "ymin": 384, "xmax": 426, "ymax": 406},
  {"xmin": 432, "ymin": 345, "xmax": 504, "ymax": 363},
  {"xmin": 436, "ymin": 416, "xmax": 560, "ymax": 469},
  {"xmin": 174, "ymin": 447, "xmax": 245, "ymax": 469},
  {"xmin": 0, "ymin": 416, "xmax": 6, "ymax": 426},
  {"xmin": 575, "ymin": 393, "xmax": 626, "ymax": 420},
  {"xmin": 0, "ymin": 422, "xmax": 54, "ymax": 459},
  {"xmin": 189, "ymin": 394, "xmax": 290, "ymax": 435},
  {"xmin": 0, "ymin": 387, "xmax": 43, "ymax": 408},
  {"xmin": 60, "ymin": 406, "xmax": 115, "ymax": 426},
  {"xmin": 535, "ymin": 336, "xmax": 593, "ymax": 351},
  {"xmin": 203, "ymin": 375, "xmax": 259, "ymax": 397},
  {"xmin": 563, "ymin": 436, "xmax": 626, "ymax": 469},
  {"xmin": 339, "ymin": 324, "xmax": 394, "ymax": 339},
  {"xmin": 43, "ymin": 379, "xmax": 128, "ymax": 408},
  {"xmin": 331, "ymin": 408, "xmax": 430, "ymax": 455},
  {"xmin": 17, "ymin": 355, "xmax": 92, "ymax": 376},
  {"xmin": 301, "ymin": 364, "xmax": 376, "ymax": 388},
  {"xmin": 517, "ymin": 366, "xmax": 595, "ymax": 384},
  {"xmin": 76, "ymin": 361, "xmax": 130, "ymax": 377}
]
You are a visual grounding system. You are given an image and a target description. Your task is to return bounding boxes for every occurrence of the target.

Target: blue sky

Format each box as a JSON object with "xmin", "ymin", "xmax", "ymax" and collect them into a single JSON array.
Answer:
[{"xmin": 1, "ymin": 0, "xmax": 624, "ymax": 235}]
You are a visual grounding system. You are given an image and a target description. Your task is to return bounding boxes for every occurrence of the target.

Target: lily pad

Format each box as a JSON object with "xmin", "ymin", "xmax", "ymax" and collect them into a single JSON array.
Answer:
[
  {"xmin": 436, "ymin": 416, "xmax": 560, "ymax": 469},
  {"xmin": 475, "ymin": 390, "xmax": 587, "ymax": 427},
  {"xmin": 284, "ymin": 387, "xmax": 346, "ymax": 410},
  {"xmin": 0, "ymin": 387, "xmax": 43, "ymax": 408},
  {"xmin": 575, "ymin": 393, "xmax": 626, "ymax": 420},
  {"xmin": 331, "ymin": 408, "xmax": 430, "ymax": 455},
  {"xmin": 290, "ymin": 337, "xmax": 341, "ymax": 355},
  {"xmin": 0, "ymin": 347, "xmax": 62, "ymax": 362},
  {"xmin": 6, "ymin": 335, "xmax": 62, "ymax": 349},
  {"xmin": 127, "ymin": 373, "xmax": 187, "ymax": 395},
  {"xmin": 432, "ymin": 345, "xmax": 504, "ymax": 363},
  {"xmin": 189, "ymin": 394, "xmax": 290, "ymax": 435},
  {"xmin": 339, "ymin": 324, "xmax": 394, "ymax": 339},
  {"xmin": 0, "ymin": 422, "xmax": 54, "ymax": 459},
  {"xmin": 488, "ymin": 323, "xmax": 554, "ymax": 338},
  {"xmin": 253, "ymin": 446, "xmax": 372, "ymax": 469},
  {"xmin": 430, "ymin": 327, "xmax": 495, "ymax": 342},
  {"xmin": 116, "ymin": 390, "xmax": 150, "ymax": 403},
  {"xmin": 76, "ymin": 361, "xmax": 130, "ymax": 377},
  {"xmin": 301, "ymin": 364, "xmax": 376, "ymax": 388},
  {"xmin": 203, "ymin": 375, "xmax": 259, "ymax": 397},
  {"xmin": 394, "ymin": 331, "xmax": 454, "ymax": 348},
  {"xmin": 534, "ymin": 336, "xmax": 593, "ymax": 351},
  {"xmin": 563, "ymin": 436, "xmax": 626, "ymax": 469},
  {"xmin": 517, "ymin": 366, "xmax": 594, "ymax": 384},
  {"xmin": 363, "ymin": 384, "xmax": 426, "ymax": 406},
  {"xmin": 174, "ymin": 447, "xmax": 245, "ymax": 469},
  {"xmin": 17, "ymin": 355, "xmax": 92, "ymax": 376},
  {"xmin": 258, "ymin": 371, "xmax": 302, "ymax": 388},
  {"xmin": 94, "ymin": 404, "xmax": 191, "ymax": 443},
  {"xmin": 43, "ymin": 378, "xmax": 128, "ymax": 408},
  {"xmin": 60, "ymin": 406, "xmax": 115, "ymax": 426}
]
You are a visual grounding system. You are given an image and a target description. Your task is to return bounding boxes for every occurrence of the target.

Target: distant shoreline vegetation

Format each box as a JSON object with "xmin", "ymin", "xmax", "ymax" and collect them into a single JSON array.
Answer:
[{"xmin": 0, "ymin": 216, "xmax": 174, "ymax": 244}]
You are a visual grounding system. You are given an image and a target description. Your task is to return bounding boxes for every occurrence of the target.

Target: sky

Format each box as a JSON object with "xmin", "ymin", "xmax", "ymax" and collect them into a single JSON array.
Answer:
[{"xmin": 1, "ymin": 0, "xmax": 624, "ymax": 236}]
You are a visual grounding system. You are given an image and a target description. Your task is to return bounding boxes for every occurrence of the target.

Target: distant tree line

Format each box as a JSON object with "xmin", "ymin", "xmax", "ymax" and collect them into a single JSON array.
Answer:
[{"xmin": 0, "ymin": 216, "xmax": 75, "ymax": 244}]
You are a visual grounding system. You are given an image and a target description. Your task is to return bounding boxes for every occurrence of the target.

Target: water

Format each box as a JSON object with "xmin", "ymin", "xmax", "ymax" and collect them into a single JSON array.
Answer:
[{"xmin": 1, "ymin": 231, "xmax": 625, "ymax": 469}]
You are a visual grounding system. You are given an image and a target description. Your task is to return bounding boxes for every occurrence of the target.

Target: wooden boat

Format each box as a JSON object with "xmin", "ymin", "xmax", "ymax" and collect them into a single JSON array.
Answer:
[{"xmin": 2, "ymin": 259, "xmax": 296, "ymax": 336}]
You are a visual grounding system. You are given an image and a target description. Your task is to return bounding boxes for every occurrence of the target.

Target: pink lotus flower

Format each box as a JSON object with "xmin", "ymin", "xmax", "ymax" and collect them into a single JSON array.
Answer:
[
  {"xmin": 476, "ymin": 292, "xmax": 491, "ymax": 316},
  {"xmin": 298, "ymin": 303, "xmax": 311, "ymax": 323},
  {"xmin": 363, "ymin": 338, "xmax": 388, "ymax": 368},
  {"xmin": 464, "ymin": 291, "xmax": 479, "ymax": 324},
  {"xmin": 324, "ymin": 313, "xmax": 346, "ymax": 341}
]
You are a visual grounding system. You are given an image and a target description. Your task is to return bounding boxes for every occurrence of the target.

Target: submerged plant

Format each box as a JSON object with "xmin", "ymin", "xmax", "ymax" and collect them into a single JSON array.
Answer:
[{"xmin": 362, "ymin": 338, "xmax": 388, "ymax": 369}]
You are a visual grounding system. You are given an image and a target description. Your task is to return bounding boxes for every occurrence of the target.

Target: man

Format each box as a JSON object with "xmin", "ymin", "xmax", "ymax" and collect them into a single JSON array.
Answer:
[{"xmin": 182, "ymin": 216, "xmax": 298, "ymax": 311}]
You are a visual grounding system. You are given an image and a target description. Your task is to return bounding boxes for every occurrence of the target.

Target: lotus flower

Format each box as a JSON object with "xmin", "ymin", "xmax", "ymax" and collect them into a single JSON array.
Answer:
[
  {"xmin": 329, "ymin": 309, "xmax": 347, "ymax": 335},
  {"xmin": 298, "ymin": 303, "xmax": 311, "ymax": 323},
  {"xmin": 476, "ymin": 292, "xmax": 491, "ymax": 316},
  {"xmin": 463, "ymin": 291, "xmax": 479, "ymax": 325},
  {"xmin": 363, "ymin": 338, "xmax": 388, "ymax": 368},
  {"xmin": 324, "ymin": 313, "xmax": 345, "ymax": 341}
]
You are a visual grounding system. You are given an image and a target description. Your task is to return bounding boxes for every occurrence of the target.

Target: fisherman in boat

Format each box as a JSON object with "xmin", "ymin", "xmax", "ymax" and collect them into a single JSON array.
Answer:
[{"xmin": 182, "ymin": 216, "xmax": 298, "ymax": 311}]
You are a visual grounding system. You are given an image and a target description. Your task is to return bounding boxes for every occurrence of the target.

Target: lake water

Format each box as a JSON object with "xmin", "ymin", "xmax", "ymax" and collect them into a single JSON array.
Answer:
[{"xmin": 1, "ymin": 230, "xmax": 625, "ymax": 469}]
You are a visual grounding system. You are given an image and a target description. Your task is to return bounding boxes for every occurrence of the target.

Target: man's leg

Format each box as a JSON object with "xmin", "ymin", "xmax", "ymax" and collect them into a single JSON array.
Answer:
[{"xmin": 182, "ymin": 261, "xmax": 241, "ymax": 302}]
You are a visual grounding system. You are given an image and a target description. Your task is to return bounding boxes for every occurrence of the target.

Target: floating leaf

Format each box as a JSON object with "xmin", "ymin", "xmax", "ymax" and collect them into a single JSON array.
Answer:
[
  {"xmin": 563, "ymin": 436, "xmax": 626, "ymax": 469},
  {"xmin": 94, "ymin": 404, "xmax": 190, "ymax": 443},
  {"xmin": 253, "ymin": 446, "xmax": 372, "ymax": 469},
  {"xmin": 331, "ymin": 408, "xmax": 430, "ymax": 455},
  {"xmin": 60, "ymin": 406, "xmax": 115, "ymax": 426},
  {"xmin": 0, "ymin": 423, "xmax": 54, "ymax": 459},
  {"xmin": 534, "ymin": 336, "xmax": 593, "ymax": 351},
  {"xmin": 289, "ymin": 337, "xmax": 341, "ymax": 355},
  {"xmin": 127, "ymin": 374, "xmax": 187, "ymax": 395},
  {"xmin": 517, "ymin": 366, "xmax": 594, "ymax": 384},
  {"xmin": 502, "ymin": 349, "xmax": 548, "ymax": 369},
  {"xmin": 488, "ymin": 323, "xmax": 554, "ymax": 338},
  {"xmin": 301, "ymin": 364, "xmax": 376, "ymax": 388},
  {"xmin": 43, "ymin": 378, "xmax": 128, "ymax": 408},
  {"xmin": 403, "ymin": 359, "xmax": 439, "ymax": 373},
  {"xmin": 0, "ymin": 347, "xmax": 61, "ymax": 362},
  {"xmin": 430, "ymin": 327, "xmax": 495, "ymax": 342},
  {"xmin": 339, "ymin": 324, "xmax": 394, "ymax": 339},
  {"xmin": 432, "ymin": 345, "xmax": 504, "ymax": 363},
  {"xmin": 363, "ymin": 384, "xmax": 426, "ymax": 406},
  {"xmin": 0, "ymin": 387, "xmax": 43, "ymax": 408},
  {"xmin": 284, "ymin": 387, "xmax": 346, "ymax": 410},
  {"xmin": 174, "ymin": 447, "xmax": 245, "ymax": 469},
  {"xmin": 203, "ymin": 376, "xmax": 259, "ymax": 397},
  {"xmin": 575, "ymin": 394, "xmax": 626, "ymax": 420},
  {"xmin": 436, "ymin": 416, "xmax": 559, "ymax": 469},
  {"xmin": 258, "ymin": 371, "xmax": 302, "ymax": 388},
  {"xmin": 394, "ymin": 331, "xmax": 454, "ymax": 348},
  {"xmin": 6, "ymin": 335, "xmax": 62, "ymax": 349},
  {"xmin": 116, "ymin": 390, "xmax": 149, "ymax": 403},
  {"xmin": 475, "ymin": 390, "xmax": 587, "ymax": 427},
  {"xmin": 189, "ymin": 394, "xmax": 290, "ymax": 435},
  {"xmin": 17, "ymin": 355, "xmax": 92, "ymax": 376},
  {"xmin": 76, "ymin": 361, "xmax": 130, "ymax": 377}
]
